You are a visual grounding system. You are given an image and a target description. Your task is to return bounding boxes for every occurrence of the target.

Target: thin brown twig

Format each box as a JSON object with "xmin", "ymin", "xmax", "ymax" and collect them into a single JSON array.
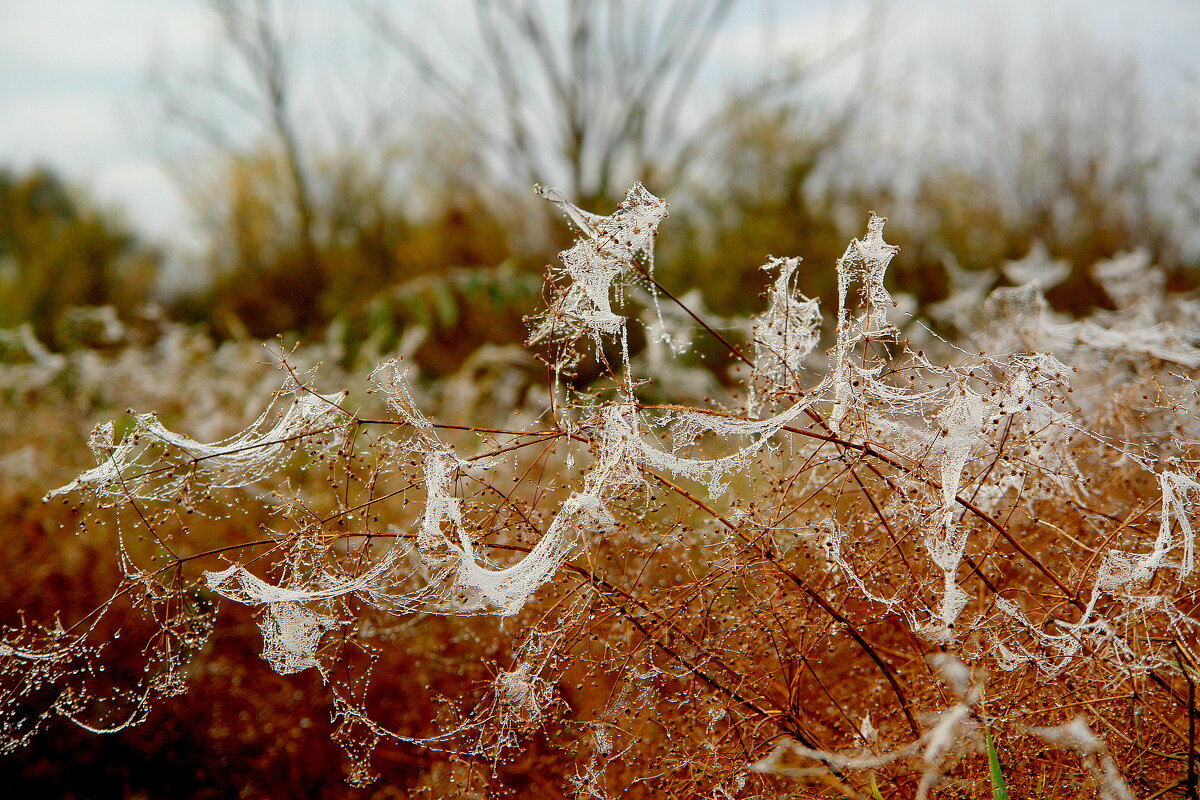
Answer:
[{"xmin": 644, "ymin": 468, "xmax": 921, "ymax": 737}]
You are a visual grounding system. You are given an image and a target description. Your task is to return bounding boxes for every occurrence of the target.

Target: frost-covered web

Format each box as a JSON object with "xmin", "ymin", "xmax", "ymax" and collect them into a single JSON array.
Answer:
[
  {"xmin": 1028, "ymin": 718, "xmax": 1135, "ymax": 800},
  {"xmin": 749, "ymin": 257, "xmax": 820, "ymax": 409},
  {"xmin": 45, "ymin": 383, "xmax": 351, "ymax": 505},
  {"xmin": 529, "ymin": 183, "xmax": 669, "ymax": 351},
  {"xmin": 11, "ymin": 183, "xmax": 1200, "ymax": 795}
]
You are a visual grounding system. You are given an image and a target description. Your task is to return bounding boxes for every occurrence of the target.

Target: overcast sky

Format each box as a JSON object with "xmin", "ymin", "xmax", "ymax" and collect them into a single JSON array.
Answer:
[{"xmin": 2, "ymin": 0, "xmax": 1197, "ymax": 247}]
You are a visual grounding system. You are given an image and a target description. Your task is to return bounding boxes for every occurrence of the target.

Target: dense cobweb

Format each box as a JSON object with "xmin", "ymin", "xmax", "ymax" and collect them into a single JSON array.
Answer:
[{"xmin": 4, "ymin": 183, "xmax": 1199, "ymax": 796}]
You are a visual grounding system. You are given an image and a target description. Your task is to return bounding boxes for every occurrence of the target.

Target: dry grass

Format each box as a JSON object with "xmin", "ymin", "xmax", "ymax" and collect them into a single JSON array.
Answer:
[{"xmin": 1, "ymin": 186, "xmax": 1198, "ymax": 799}]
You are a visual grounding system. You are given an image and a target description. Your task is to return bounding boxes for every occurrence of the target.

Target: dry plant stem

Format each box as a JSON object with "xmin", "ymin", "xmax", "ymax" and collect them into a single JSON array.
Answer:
[
  {"xmin": 636, "ymin": 205, "xmax": 1197, "ymax": 754},
  {"xmin": 784, "ymin": 423, "xmax": 1083, "ymax": 606},
  {"xmin": 62, "ymin": 537, "xmax": 283, "ymax": 636},
  {"xmin": 643, "ymin": 468, "xmax": 922, "ymax": 737},
  {"xmin": 62, "ymin": 427, "xmax": 564, "ymax": 637},
  {"xmin": 628, "ymin": 259, "xmax": 753, "ymax": 369},
  {"xmin": 463, "ymin": 543, "xmax": 841, "ymax": 766},
  {"xmin": 20, "ymin": 185, "xmax": 1200, "ymax": 796},
  {"xmin": 665, "ymin": 321, "xmax": 1196, "ymax": 743},
  {"xmin": 473, "ymin": 443, "xmax": 562, "ymax": 536},
  {"xmin": 845, "ymin": 464, "xmax": 922, "ymax": 582},
  {"xmin": 119, "ymin": 476, "xmax": 181, "ymax": 562},
  {"xmin": 1146, "ymin": 779, "xmax": 1188, "ymax": 800},
  {"xmin": 642, "ymin": 268, "xmax": 1088, "ymax": 617},
  {"xmin": 857, "ymin": 458, "xmax": 1002, "ymax": 595},
  {"xmin": 322, "ymin": 431, "xmax": 565, "ymax": 525},
  {"xmin": 1181, "ymin": 642, "xmax": 1198, "ymax": 799},
  {"xmin": 644, "ymin": 402, "xmax": 1001, "ymax": 597},
  {"xmin": 91, "ymin": 509, "xmax": 825, "ymax": 765}
]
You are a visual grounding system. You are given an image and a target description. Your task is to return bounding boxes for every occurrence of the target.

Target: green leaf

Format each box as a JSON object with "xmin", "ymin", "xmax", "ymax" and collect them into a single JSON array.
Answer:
[
  {"xmin": 429, "ymin": 282, "xmax": 459, "ymax": 328},
  {"xmin": 113, "ymin": 414, "xmax": 138, "ymax": 444},
  {"xmin": 986, "ymin": 733, "xmax": 1010, "ymax": 800},
  {"xmin": 401, "ymin": 290, "xmax": 431, "ymax": 328},
  {"xmin": 869, "ymin": 774, "xmax": 886, "ymax": 800}
]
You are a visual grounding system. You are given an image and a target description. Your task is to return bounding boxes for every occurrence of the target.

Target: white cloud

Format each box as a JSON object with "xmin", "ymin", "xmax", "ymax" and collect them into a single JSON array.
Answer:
[
  {"xmin": 0, "ymin": 1, "xmax": 212, "ymax": 73},
  {"xmin": 95, "ymin": 160, "xmax": 192, "ymax": 243},
  {"xmin": 715, "ymin": 1, "xmax": 868, "ymax": 72},
  {"xmin": 0, "ymin": 94, "xmax": 121, "ymax": 163}
]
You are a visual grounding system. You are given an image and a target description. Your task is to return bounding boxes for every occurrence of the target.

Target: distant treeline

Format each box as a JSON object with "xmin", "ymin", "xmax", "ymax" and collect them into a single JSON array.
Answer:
[
  {"xmin": 1, "ymin": 128, "xmax": 1189, "ymax": 362},
  {"xmin": 3, "ymin": 3, "xmax": 1195, "ymax": 365}
]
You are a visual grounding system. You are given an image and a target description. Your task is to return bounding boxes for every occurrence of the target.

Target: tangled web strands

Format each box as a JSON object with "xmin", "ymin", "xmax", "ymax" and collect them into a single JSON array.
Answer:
[
  {"xmin": 44, "ymin": 384, "xmax": 352, "ymax": 505},
  {"xmin": 753, "ymin": 656, "xmax": 1137, "ymax": 800},
  {"xmin": 6, "ymin": 181, "xmax": 1200, "ymax": 794},
  {"xmin": 530, "ymin": 183, "xmax": 669, "ymax": 365}
]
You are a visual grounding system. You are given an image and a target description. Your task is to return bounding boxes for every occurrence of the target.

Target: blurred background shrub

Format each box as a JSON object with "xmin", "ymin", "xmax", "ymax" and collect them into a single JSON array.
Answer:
[
  {"xmin": 0, "ymin": 167, "xmax": 161, "ymax": 348},
  {"xmin": 6, "ymin": 0, "xmax": 1194, "ymax": 364},
  {"xmin": 4, "ymin": 0, "xmax": 1195, "ymax": 359}
]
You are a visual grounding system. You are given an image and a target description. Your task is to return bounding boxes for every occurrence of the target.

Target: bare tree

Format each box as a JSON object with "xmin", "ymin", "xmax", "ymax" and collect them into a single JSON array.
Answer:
[
  {"xmin": 149, "ymin": 0, "xmax": 319, "ymax": 280},
  {"xmin": 900, "ymin": 30, "xmax": 1188, "ymax": 314},
  {"xmin": 371, "ymin": 0, "xmax": 744, "ymax": 208},
  {"xmin": 144, "ymin": 0, "xmax": 870, "ymax": 335},
  {"xmin": 145, "ymin": 0, "xmax": 433, "ymax": 335}
]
